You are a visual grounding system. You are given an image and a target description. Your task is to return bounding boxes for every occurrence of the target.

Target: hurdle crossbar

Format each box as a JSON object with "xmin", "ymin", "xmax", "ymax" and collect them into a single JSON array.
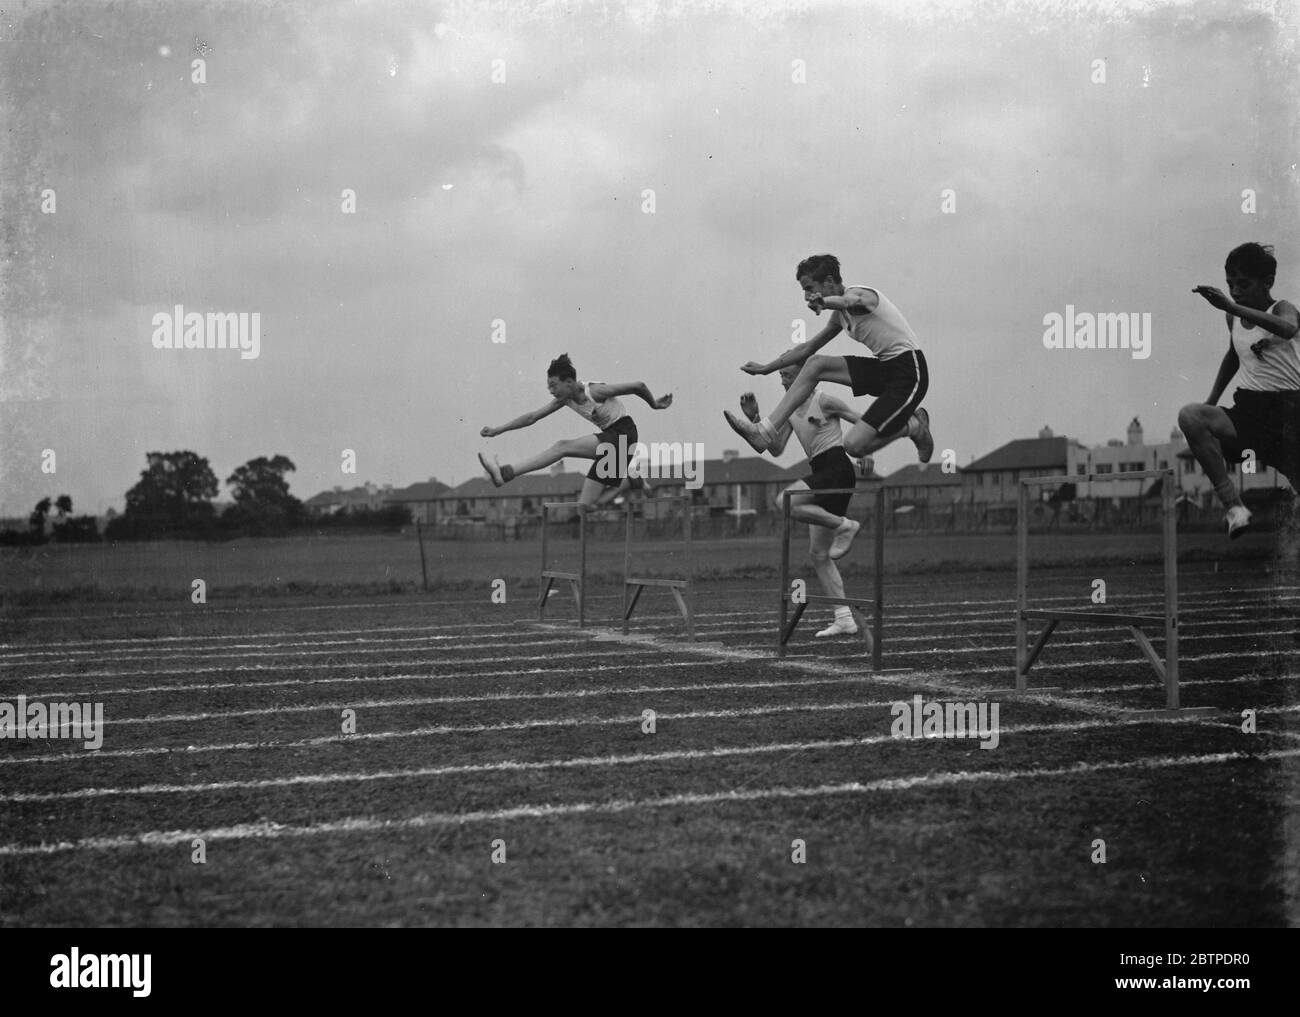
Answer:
[
  {"xmin": 1012, "ymin": 469, "xmax": 1212, "ymax": 716},
  {"xmin": 778, "ymin": 484, "xmax": 884, "ymax": 669},
  {"xmin": 623, "ymin": 495, "xmax": 695, "ymax": 639},
  {"xmin": 539, "ymin": 500, "xmax": 588, "ymax": 627}
]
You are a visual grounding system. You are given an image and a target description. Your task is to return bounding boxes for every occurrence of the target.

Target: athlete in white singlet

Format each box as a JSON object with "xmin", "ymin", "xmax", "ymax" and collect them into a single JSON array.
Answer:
[
  {"xmin": 741, "ymin": 364, "xmax": 864, "ymax": 637},
  {"xmin": 724, "ymin": 253, "xmax": 933, "ymax": 467},
  {"xmin": 478, "ymin": 353, "xmax": 673, "ymax": 508}
]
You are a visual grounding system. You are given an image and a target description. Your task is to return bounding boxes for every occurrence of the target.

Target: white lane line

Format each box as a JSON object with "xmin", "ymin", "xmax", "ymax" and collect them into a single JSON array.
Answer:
[
  {"xmin": 3, "ymin": 745, "xmax": 1294, "ymax": 856},
  {"xmin": 5, "ymin": 585, "xmax": 1294, "ymax": 654},
  {"xmin": 0, "ymin": 697, "xmax": 946, "ymax": 764},
  {"xmin": 0, "ymin": 708, "xmax": 1225, "ymax": 804}
]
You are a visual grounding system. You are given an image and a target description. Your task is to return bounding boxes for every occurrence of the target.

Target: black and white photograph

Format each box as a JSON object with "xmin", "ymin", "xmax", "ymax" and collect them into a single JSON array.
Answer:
[{"xmin": 1, "ymin": 0, "xmax": 1296, "ymax": 956}]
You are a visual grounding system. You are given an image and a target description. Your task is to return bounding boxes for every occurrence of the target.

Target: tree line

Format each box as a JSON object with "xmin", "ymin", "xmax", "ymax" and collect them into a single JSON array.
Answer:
[{"xmin": 1, "ymin": 451, "xmax": 410, "ymax": 544}]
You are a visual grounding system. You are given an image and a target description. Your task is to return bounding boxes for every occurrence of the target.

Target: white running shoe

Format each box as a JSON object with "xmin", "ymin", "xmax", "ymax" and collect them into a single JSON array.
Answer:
[
  {"xmin": 829, "ymin": 518, "xmax": 860, "ymax": 559},
  {"xmin": 816, "ymin": 615, "xmax": 859, "ymax": 637},
  {"xmin": 723, "ymin": 410, "xmax": 773, "ymax": 452},
  {"xmin": 1226, "ymin": 504, "xmax": 1252, "ymax": 540}
]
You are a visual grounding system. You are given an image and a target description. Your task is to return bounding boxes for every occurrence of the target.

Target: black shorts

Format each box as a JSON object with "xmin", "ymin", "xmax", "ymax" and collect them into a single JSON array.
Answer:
[
  {"xmin": 804, "ymin": 447, "xmax": 857, "ymax": 516},
  {"xmin": 587, "ymin": 415, "xmax": 639, "ymax": 487},
  {"xmin": 1222, "ymin": 389, "xmax": 1300, "ymax": 480},
  {"xmin": 845, "ymin": 349, "xmax": 928, "ymax": 437}
]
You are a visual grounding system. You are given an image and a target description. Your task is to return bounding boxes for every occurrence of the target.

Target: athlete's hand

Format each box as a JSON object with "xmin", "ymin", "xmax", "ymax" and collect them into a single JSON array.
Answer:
[
  {"xmin": 806, "ymin": 293, "xmax": 826, "ymax": 315},
  {"xmin": 740, "ymin": 392, "xmax": 760, "ymax": 422},
  {"xmin": 741, "ymin": 361, "xmax": 769, "ymax": 376},
  {"xmin": 480, "ymin": 425, "xmax": 498, "ymax": 438},
  {"xmin": 1193, "ymin": 285, "xmax": 1234, "ymax": 311},
  {"xmin": 652, "ymin": 393, "xmax": 673, "ymax": 409}
]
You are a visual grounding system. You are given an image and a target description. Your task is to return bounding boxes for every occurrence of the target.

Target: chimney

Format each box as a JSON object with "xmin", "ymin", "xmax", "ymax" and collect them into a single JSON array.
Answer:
[
  {"xmin": 1038, "ymin": 426, "xmax": 1053, "ymax": 439},
  {"xmin": 1127, "ymin": 417, "xmax": 1143, "ymax": 447},
  {"xmin": 722, "ymin": 449, "xmax": 739, "ymax": 462}
]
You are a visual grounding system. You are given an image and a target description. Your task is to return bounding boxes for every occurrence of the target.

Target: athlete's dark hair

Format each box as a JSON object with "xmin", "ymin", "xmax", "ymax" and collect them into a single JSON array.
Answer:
[
  {"xmin": 547, "ymin": 353, "xmax": 577, "ymax": 381},
  {"xmin": 796, "ymin": 254, "xmax": 842, "ymax": 284},
  {"xmin": 1225, "ymin": 243, "xmax": 1277, "ymax": 281}
]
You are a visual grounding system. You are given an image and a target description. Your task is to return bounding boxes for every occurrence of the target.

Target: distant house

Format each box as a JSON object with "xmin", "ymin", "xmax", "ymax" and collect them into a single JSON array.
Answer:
[
  {"xmin": 884, "ymin": 462, "xmax": 962, "ymax": 508},
  {"xmin": 436, "ymin": 462, "xmax": 588, "ymax": 522},
  {"xmin": 381, "ymin": 477, "xmax": 452, "ymax": 524},
  {"xmin": 960, "ymin": 427, "xmax": 1088, "ymax": 504},
  {"xmin": 303, "ymin": 482, "xmax": 397, "ymax": 515}
]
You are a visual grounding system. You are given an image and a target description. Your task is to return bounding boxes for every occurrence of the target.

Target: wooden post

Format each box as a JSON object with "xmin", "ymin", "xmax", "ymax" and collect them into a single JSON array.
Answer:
[
  {"xmin": 779, "ymin": 490, "xmax": 793, "ymax": 657},
  {"xmin": 873, "ymin": 485, "xmax": 885, "ymax": 672},
  {"xmin": 1016, "ymin": 480, "xmax": 1029, "ymax": 690},
  {"xmin": 1162, "ymin": 469, "xmax": 1179, "ymax": 708},
  {"xmin": 415, "ymin": 518, "xmax": 429, "ymax": 592}
]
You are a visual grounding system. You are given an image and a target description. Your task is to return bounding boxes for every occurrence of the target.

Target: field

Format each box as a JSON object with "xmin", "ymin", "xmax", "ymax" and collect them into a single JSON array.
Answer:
[{"xmin": 0, "ymin": 530, "xmax": 1297, "ymax": 927}]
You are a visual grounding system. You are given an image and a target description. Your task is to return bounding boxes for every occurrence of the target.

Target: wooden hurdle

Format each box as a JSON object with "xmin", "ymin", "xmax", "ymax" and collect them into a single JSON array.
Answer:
[
  {"xmin": 1012, "ymin": 469, "xmax": 1214, "ymax": 718},
  {"xmin": 538, "ymin": 500, "xmax": 588, "ymax": 627},
  {"xmin": 623, "ymin": 494, "xmax": 695, "ymax": 639},
  {"xmin": 778, "ymin": 484, "xmax": 885, "ymax": 669}
]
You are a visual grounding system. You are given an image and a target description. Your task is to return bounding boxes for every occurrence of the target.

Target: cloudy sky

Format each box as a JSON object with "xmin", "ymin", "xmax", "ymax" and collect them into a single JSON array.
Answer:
[{"xmin": 2, "ymin": 0, "xmax": 1297, "ymax": 516}]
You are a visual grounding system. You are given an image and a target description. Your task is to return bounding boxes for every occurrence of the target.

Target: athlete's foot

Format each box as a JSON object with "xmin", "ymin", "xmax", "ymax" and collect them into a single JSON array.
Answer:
[
  {"xmin": 1225, "ymin": 504, "xmax": 1252, "ymax": 540},
  {"xmin": 816, "ymin": 615, "xmax": 859, "ymax": 638},
  {"xmin": 829, "ymin": 518, "xmax": 861, "ymax": 559},
  {"xmin": 911, "ymin": 407, "xmax": 934, "ymax": 463},
  {"xmin": 478, "ymin": 451, "xmax": 506, "ymax": 487},
  {"xmin": 723, "ymin": 410, "xmax": 772, "ymax": 453}
]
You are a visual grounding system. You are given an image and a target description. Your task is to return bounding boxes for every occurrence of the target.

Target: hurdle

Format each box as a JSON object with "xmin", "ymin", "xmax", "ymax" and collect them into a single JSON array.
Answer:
[
  {"xmin": 778, "ymin": 484, "xmax": 885, "ymax": 669},
  {"xmin": 1012, "ymin": 469, "xmax": 1214, "ymax": 717},
  {"xmin": 623, "ymin": 494, "xmax": 695, "ymax": 639},
  {"xmin": 538, "ymin": 500, "xmax": 588, "ymax": 627}
]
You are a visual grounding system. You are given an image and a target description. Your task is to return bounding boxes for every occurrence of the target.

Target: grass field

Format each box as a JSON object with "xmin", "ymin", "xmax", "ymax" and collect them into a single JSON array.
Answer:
[
  {"xmin": 0, "ymin": 533, "xmax": 1296, "ymax": 927},
  {"xmin": 0, "ymin": 526, "xmax": 1281, "ymax": 601}
]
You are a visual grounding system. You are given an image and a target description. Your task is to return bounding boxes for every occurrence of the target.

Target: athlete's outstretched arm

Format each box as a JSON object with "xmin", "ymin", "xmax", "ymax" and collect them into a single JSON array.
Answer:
[
  {"xmin": 807, "ymin": 286, "xmax": 880, "ymax": 318},
  {"xmin": 819, "ymin": 393, "xmax": 862, "ymax": 427},
  {"xmin": 1195, "ymin": 287, "xmax": 1300, "ymax": 341},
  {"xmin": 1206, "ymin": 340, "xmax": 1239, "ymax": 407},
  {"xmin": 481, "ymin": 399, "xmax": 564, "ymax": 438},
  {"xmin": 589, "ymin": 382, "xmax": 672, "ymax": 409},
  {"xmin": 741, "ymin": 319, "xmax": 842, "ymax": 376}
]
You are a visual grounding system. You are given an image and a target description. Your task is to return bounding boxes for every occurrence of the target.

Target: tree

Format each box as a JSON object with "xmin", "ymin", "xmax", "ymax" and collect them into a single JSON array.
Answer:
[
  {"xmin": 114, "ymin": 451, "xmax": 219, "ymax": 538},
  {"xmin": 29, "ymin": 497, "xmax": 52, "ymax": 534},
  {"xmin": 223, "ymin": 455, "xmax": 304, "ymax": 534}
]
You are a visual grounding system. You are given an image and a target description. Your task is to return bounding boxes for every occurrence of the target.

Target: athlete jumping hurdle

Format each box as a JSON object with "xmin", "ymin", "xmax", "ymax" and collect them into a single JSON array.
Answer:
[
  {"xmin": 723, "ymin": 254, "xmax": 933, "ymax": 464},
  {"xmin": 1178, "ymin": 243, "xmax": 1300, "ymax": 538},
  {"xmin": 478, "ymin": 353, "xmax": 673, "ymax": 507},
  {"xmin": 742, "ymin": 364, "xmax": 866, "ymax": 637}
]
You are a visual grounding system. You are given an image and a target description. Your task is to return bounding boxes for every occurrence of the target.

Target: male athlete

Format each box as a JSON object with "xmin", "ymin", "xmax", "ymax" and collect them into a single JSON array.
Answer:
[{"xmin": 724, "ymin": 254, "xmax": 933, "ymax": 465}]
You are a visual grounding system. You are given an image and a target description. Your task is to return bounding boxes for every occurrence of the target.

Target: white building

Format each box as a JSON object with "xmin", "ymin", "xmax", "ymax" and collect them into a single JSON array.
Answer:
[{"xmin": 1074, "ymin": 417, "xmax": 1289, "ymax": 502}]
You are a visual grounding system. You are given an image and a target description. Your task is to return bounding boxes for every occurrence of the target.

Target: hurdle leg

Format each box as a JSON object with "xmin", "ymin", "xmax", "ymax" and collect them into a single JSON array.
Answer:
[
  {"xmin": 1015, "ymin": 481, "xmax": 1029, "ymax": 690},
  {"xmin": 1128, "ymin": 625, "xmax": 1166, "ymax": 682},
  {"xmin": 539, "ymin": 575, "xmax": 557, "ymax": 618},
  {"xmin": 1021, "ymin": 618, "xmax": 1058, "ymax": 677},
  {"xmin": 873, "ymin": 486, "xmax": 885, "ymax": 672},
  {"xmin": 778, "ymin": 491, "xmax": 793, "ymax": 656},
  {"xmin": 623, "ymin": 582, "xmax": 645, "ymax": 630},
  {"xmin": 669, "ymin": 585, "xmax": 694, "ymax": 640},
  {"xmin": 1163, "ymin": 473, "xmax": 1180, "ymax": 709},
  {"xmin": 781, "ymin": 600, "xmax": 808, "ymax": 646},
  {"xmin": 577, "ymin": 505, "xmax": 587, "ymax": 628}
]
